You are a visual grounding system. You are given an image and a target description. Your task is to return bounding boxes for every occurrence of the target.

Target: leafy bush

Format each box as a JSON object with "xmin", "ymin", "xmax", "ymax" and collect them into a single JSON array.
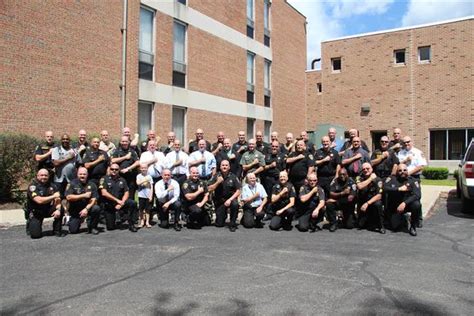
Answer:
[
  {"xmin": 0, "ymin": 133, "xmax": 40, "ymax": 203},
  {"xmin": 453, "ymin": 169, "xmax": 459, "ymax": 179},
  {"xmin": 422, "ymin": 167, "xmax": 449, "ymax": 180}
]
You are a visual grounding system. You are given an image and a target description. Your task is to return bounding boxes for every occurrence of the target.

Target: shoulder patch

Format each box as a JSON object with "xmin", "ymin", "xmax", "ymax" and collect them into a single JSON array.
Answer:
[
  {"xmin": 415, "ymin": 181, "xmax": 420, "ymax": 188},
  {"xmin": 308, "ymin": 154, "xmax": 314, "ymax": 160},
  {"xmin": 29, "ymin": 185, "xmax": 36, "ymax": 192},
  {"xmin": 66, "ymin": 184, "xmax": 70, "ymax": 191},
  {"xmin": 385, "ymin": 177, "xmax": 391, "ymax": 183},
  {"xmin": 183, "ymin": 183, "xmax": 188, "ymax": 190},
  {"xmin": 352, "ymin": 184, "xmax": 357, "ymax": 191},
  {"xmin": 378, "ymin": 181, "xmax": 383, "ymax": 188}
]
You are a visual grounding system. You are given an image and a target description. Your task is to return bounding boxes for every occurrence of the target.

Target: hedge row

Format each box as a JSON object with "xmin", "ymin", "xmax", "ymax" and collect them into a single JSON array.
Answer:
[
  {"xmin": 0, "ymin": 133, "xmax": 41, "ymax": 203},
  {"xmin": 422, "ymin": 167, "xmax": 449, "ymax": 180}
]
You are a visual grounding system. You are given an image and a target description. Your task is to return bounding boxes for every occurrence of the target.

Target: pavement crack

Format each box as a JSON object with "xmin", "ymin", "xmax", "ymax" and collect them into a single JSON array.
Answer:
[
  {"xmin": 426, "ymin": 231, "xmax": 473, "ymax": 260},
  {"xmin": 18, "ymin": 249, "xmax": 192, "ymax": 315}
]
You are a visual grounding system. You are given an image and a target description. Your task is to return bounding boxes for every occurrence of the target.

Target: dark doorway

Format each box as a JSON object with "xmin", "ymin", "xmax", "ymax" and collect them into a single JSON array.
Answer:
[{"xmin": 371, "ymin": 130, "xmax": 387, "ymax": 152}]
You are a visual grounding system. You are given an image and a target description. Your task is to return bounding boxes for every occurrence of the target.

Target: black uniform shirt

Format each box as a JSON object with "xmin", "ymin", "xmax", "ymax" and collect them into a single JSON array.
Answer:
[
  {"xmin": 27, "ymin": 180, "xmax": 58, "ymax": 212},
  {"xmin": 299, "ymin": 185, "xmax": 325, "ymax": 209},
  {"xmin": 34, "ymin": 142, "xmax": 56, "ymax": 171},
  {"xmin": 209, "ymin": 172, "xmax": 241, "ymax": 204},
  {"xmin": 287, "ymin": 152, "xmax": 315, "ymax": 182},
  {"xmin": 356, "ymin": 175, "xmax": 383, "ymax": 203},
  {"xmin": 82, "ymin": 149, "xmax": 109, "ymax": 179},
  {"xmin": 99, "ymin": 175, "xmax": 129, "ymax": 200},
  {"xmin": 330, "ymin": 178, "xmax": 357, "ymax": 198},
  {"xmin": 182, "ymin": 178, "xmax": 208, "ymax": 205},
  {"xmin": 232, "ymin": 141, "xmax": 248, "ymax": 154},
  {"xmin": 315, "ymin": 148, "xmax": 340, "ymax": 177},
  {"xmin": 112, "ymin": 147, "xmax": 139, "ymax": 169},
  {"xmin": 271, "ymin": 182, "xmax": 296, "ymax": 210},
  {"xmin": 65, "ymin": 179, "xmax": 98, "ymax": 212},
  {"xmin": 263, "ymin": 152, "xmax": 286, "ymax": 178},
  {"xmin": 256, "ymin": 142, "xmax": 270, "ymax": 155},
  {"xmin": 211, "ymin": 141, "xmax": 224, "ymax": 153},
  {"xmin": 216, "ymin": 150, "xmax": 241, "ymax": 177},
  {"xmin": 383, "ymin": 175, "xmax": 421, "ymax": 210},
  {"xmin": 371, "ymin": 149, "xmax": 400, "ymax": 179}
]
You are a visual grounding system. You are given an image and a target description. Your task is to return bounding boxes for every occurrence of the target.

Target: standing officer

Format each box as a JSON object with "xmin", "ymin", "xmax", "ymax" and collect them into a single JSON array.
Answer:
[
  {"xmin": 140, "ymin": 130, "xmax": 159, "ymax": 153},
  {"xmin": 211, "ymin": 131, "xmax": 225, "ymax": 156},
  {"xmin": 255, "ymin": 131, "xmax": 270, "ymax": 154},
  {"xmin": 34, "ymin": 130, "xmax": 56, "ymax": 173},
  {"xmin": 314, "ymin": 136, "xmax": 341, "ymax": 197},
  {"xmin": 269, "ymin": 171, "xmax": 296, "ymax": 231},
  {"xmin": 165, "ymin": 139, "xmax": 189, "ymax": 186},
  {"xmin": 341, "ymin": 129, "xmax": 370, "ymax": 153},
  {"xmin": 262, "ymin": 141, "xmax": 286, "ymax": 198},
  {"xmin": 297, "ymin": 173, "xmax": 325, "ymax": 232},
  {"xmin": 73, "ymin": 129, "xmax": 89, "ymax": 159},
  {"xmin": 326, "ymin": 168, "xmax": 357, "ymax": 230},
  {"xmin": 397, "ymin": 136, "xmax": 427, "ymax": 227},
  {"xmin": 389, "ymin": 128, "xmax": 403, "ymax": 150},
  {"xmin": 341, "ymin": 137, "xmax": 371, "ymax": 179},
  {"xmin": 282, "ymin": 133, "xmax": 296, "ymax": 155},
  {"xmin": 232, "ymin": 131, "xmax": 248, "ymax": 155},
  {"xmin": 65, "ymin": 167, "xmax": 101, "ymax": 235},
  {"xmin": 161, "ymin": 131, "xmax": 176, "ymax": 155},
  {"xmin": 99, "ymin": 163, "xmax": 138, "ymax": 232},
  {"xmin": 300, "ymin": 131, "xmax": 316, "ymax": 155},
  {"xmin": 356, "ymin": 163, "xmax": 385, "ymax": 234},
  {"xmin": 240, "ymin": 139, "xmax": 265, "ymax": 180},
  {"xmin": 384, "ymin": 164, "xmax": 421, "ymax": 236},
  {"xmin": 140, "ymin": 139, "xmax": 166, "ymax": 183},
  {"xmin": 286, "ymin": 140, "xmax": 315, "ymax": 195},
  {"xmin": 155, "ymin": 169, "xmax": 182, "ymax": 231},
  {"xmin": 216, "ymin": 138, "xmax": 242, "ymax": 178},
  {"xmin": 99, "ymin": 130, "xmax": 116, "ymax": 156},
  {"xmin": 188, "ymin": 129, "xmax": 211, "ymax": 153},
  {"xmin": 182, "ymin": 166, "xmax": 210, "ymax": 228},
  {"xmin": 26, "ymin": 169, "xmax": 63, "ymax": 238},
  {"xmin": 371, "ymin": 136, "xmax": 399, "ymax": 179},
  {"xmin": 188, "ymin": 139, "xmax": 216, "ymax": 181},
  {"xmin": 83, "ymin": 137, "xmax": 110, "ymax": 186},
  {"xmin": 208, "ymin": 160, "xmax": 241, "ymax": 232},
  {"xmin": 111, "ymin": 136, "xmax": 140, "ymax": 199},
  {"xmin": 328, "ymin": 127, "xmax": 344, "ymax": 152},
  {"xmin": 240, "ymin": 173, "xmax": 267, "ymax": 228},
  {"xmin": 52, "ymin": 133, "xmax": 81, "ymax": 197},
  {"xmin": 122, "ymin": 127, "xmax": 141, "ymax": 156}
]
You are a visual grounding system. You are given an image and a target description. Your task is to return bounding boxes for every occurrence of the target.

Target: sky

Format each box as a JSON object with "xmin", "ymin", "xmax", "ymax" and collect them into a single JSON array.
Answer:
[{"xmin": 287, "ymin": 0, "xmax": 473, "ymax": 68}]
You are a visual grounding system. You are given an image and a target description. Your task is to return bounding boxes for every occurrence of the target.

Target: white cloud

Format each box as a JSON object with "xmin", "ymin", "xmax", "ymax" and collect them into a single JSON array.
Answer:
[
  {"xmin": 329, "ymin": 0, "xmax": 394, "ymax": 19},
  {"xmin": 288, "ymin": 1, "xmax": 343, "ymax": 68},
  {"xmin": 402, "ymin": 0, "xmax": 473, "ymax": 26}
]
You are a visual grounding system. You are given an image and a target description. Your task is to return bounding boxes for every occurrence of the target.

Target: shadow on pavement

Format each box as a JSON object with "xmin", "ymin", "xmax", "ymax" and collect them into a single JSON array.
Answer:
[
  {"xmin": 446, "ymin": 192, "xmax": 474, "ymax": 219},
  {"xmin": 151, "ymin": 292, "xmax": 199, "ymax": 316},
  {"xmin": 1, "ymin": 295, "xmax": 50, "ymax": 316}
]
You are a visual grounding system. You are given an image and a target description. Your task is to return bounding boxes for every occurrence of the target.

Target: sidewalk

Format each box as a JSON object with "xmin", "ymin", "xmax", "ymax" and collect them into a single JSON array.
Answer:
[{"xmin": 0, "ymin": 186, "xmax": 456, "ymax": 228}]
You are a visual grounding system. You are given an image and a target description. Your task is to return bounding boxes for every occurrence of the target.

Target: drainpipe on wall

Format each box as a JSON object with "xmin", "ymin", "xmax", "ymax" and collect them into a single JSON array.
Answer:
[
  {"xmin": 311, "ymin": 58, "xmax": 320, "ymax": 70},
  {"xmin": 120, "ymin": 0, "xmax": 128, "ymax": 130}
]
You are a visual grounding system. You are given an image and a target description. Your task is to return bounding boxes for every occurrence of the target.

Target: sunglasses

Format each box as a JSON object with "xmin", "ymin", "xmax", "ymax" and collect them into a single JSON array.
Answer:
[
  {"xmin": 380, "ymin": 141, "xmax": 389, "ymax": 143},
  {"xmin": 110, "ymin": 168, "xmax": 119, "ymax": 171},
  {"xmin": 403, "ymin": 141, "xmax": 411, "ymax": 144}
]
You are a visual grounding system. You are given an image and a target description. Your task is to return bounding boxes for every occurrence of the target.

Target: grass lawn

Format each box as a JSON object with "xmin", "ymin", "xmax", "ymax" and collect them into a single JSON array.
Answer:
[{"xmin": 421, "ymin": 178, "xmax": 456, "ymax": 186}]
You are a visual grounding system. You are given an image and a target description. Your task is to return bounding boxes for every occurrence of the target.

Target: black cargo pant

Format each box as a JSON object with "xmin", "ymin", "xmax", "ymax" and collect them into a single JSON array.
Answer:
[
  {"xmin": 215, "ymin": 199, "xmax": 239, "ymax": 228},
  {"xmin": 29, "ymin": 207, "xmax": 64, "ymax": 239},
  {"xmin": 157, "ymin": 200, "xmax": 182, "ymax": 228},
  {"xmin": 185, "ymin": 204, "xmax": 211, "ymax": 228},
  {"xmin": 68, "ymin": 205, "xmax": 101, "ymax": 234},
  {"xmin": 241, "ymin": 204, "xmax": 265, "ymax": 228},
  {"xmin": 297, "ymin": 205, "xmax": 325, "ymax": 232},
  {"xmin": 357, "ymin": 200, "xmax": 384, "ymax": 229},
  {"xmin": 390, "ymin": 200, "xmax": 422, "ymax": 230},
  {"xmin": 103, "ymin": 200, "xmax": 137, "ymax": 230},
  {"xmin": 326, "ymin": 198, "xmax": 356, "ymax": 229},
  {"xmin": 269, "ymin": 206, "xmax": 295, "ymax": 231}
]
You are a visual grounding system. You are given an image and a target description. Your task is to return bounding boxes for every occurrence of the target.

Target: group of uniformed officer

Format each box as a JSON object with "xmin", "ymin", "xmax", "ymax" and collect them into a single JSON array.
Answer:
[{"xmin": 27, "ymin": 126, "xmax": 426, "ymax": 238}]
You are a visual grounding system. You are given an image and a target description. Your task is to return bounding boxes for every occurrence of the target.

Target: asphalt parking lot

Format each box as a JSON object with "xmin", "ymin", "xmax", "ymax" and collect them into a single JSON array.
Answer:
[{"xmin": 1, "ymin": 193, "xmax": 473, "ymax": 315}]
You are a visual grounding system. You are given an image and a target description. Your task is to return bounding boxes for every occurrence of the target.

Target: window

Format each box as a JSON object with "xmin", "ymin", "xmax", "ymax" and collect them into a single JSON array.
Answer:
[
  {"xmin": 173, "ymin": 20, "xmax": 187, "ymax": 88},
  {"xmin": 247, "ymin": 52, "xmax": 255, "ymax": 103},
  {"xmin": 264, "ymin": 0, "xmax": 271, "ymax": 47},
  {"xmin": 172, "ymin": 106, "xmax": 186, "ymax": 143},
  {"xmin": 247, "ymin": 0, "xmax": 254, "ymax": 38},
  {"xmin": 331, "ymin": 57, "xmax": 341, "ymax": 72},
  {"xmin": 247, "ymin": 118, "xmax": 255, "ymax": 139},
  {"xmin": 139, "ymin": 7, "xmax": 154, "ymax": 80},
  {"xmin": 264, "ymin": 121, "xmax": 272, "ymax": 142},
  {"xmin": 264, "ymin": 59, "xmax": 271, "ymax": 107},
  {"xmin": 316, "ymin": 83, "xmax": 322, "ymax": 93},
  {"xmin": 394, "ymin": 49, "xmax": 406, "ymax": 65},
  {"xmin": 138, "ymin": 102, "xmax": 153, "ymax": 140},
  {"xmin": 430, "ymin": 129, "xmax": 474, "ymax": 160},
  {"xmin": 418, "ymin": 46, "xmax": 431, "ymax": 63},
  {"xmin": 176, "ymin": 0, "xmax": 186, "ymax": 5}
]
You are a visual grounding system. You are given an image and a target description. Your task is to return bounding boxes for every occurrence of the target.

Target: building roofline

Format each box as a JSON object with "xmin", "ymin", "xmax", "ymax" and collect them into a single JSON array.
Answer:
[
  {"xmin": 284, "ymin": 0, "xmax": 307, "ymax": 20},
  {"xmin": 322, "ymin": 15, "xmax": 473, "ymax": 43}
]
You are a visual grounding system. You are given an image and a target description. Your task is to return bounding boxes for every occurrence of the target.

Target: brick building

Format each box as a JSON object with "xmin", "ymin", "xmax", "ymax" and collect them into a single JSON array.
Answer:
[
  {"xmin": 1, "ymin": 0, "xmax": 307, "ymax": 145},
  {"xmin": 306, "ymin": 17, "xmax": 473, "ymax": 169}
]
